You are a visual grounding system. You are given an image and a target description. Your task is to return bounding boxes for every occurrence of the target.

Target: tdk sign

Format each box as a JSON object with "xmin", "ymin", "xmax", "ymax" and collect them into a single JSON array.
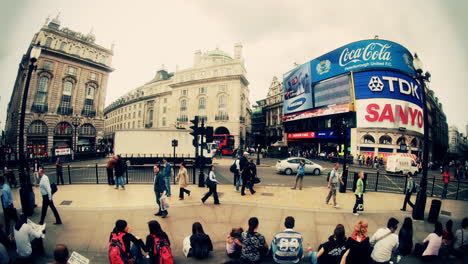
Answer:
[
  {"xmin": 287, "ymin": 98, "xmax": 307, "ymax": 111},
  {"xmin": 354, "ymin": 71, "xmax": 422, "ymax": 107}
]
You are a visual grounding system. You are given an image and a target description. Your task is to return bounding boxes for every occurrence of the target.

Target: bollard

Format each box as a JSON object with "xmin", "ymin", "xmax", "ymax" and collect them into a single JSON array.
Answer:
[
  {"xmin": 431, "ymin": 176, "xmax": 436, "ymax": 197},
  {"xmin": 95, "ymin": 163, "xmax": 99, "ymax": 184},
  {"xmin": 68, "ymin": 164, "xmax": 72, "ymax": 184}
]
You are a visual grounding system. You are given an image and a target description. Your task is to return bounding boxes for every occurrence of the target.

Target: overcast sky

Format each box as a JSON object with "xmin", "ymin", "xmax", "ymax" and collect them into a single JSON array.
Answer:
[{"xmin": 1, "ymin": 0, "xmax": 467, "ymax": 133}]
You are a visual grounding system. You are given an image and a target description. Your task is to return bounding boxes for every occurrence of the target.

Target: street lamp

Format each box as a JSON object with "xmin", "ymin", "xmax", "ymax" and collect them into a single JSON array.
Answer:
[
  {"xmin": 71, "ymin": 115, "xmax": 82, "ymax": 159},
  {"xmin": 412, "ymin": 53, "xmax": 431, "ymax": 220},
  {"xmin": 18, "ymin": 42, "xmax": 41, "ymax": 216},
  {"xmin": 256, "ymin": 144, "xmax": 260, "ymax": 165}
]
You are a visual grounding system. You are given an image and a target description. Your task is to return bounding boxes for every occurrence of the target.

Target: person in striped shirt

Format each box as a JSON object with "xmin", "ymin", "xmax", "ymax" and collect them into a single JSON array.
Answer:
[{"xmin": 271, "ymin": 216, "xmax": 303, "ymax": 263}]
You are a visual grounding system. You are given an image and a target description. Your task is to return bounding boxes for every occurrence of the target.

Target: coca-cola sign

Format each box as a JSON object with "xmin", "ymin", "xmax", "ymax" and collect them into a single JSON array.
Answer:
[{"xmin": 310, "ymin": 39, "xmax": 415, "ymax": 83}]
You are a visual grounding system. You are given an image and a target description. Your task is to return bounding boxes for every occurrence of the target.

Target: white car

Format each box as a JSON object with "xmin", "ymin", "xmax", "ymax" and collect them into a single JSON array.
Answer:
[{"xmin": 276, "ymin": 157, "xmax": 323, "ymax": 175}]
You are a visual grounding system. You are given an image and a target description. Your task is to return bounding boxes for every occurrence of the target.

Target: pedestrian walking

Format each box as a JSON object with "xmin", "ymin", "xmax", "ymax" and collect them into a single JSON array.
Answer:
[
  {"xmin": 38, "ymin": 168, "xmax": 62, "ymax": 225},
  {"xmin": 31, "ymin": 159, "xmax": 41, "ymax": 186},
  {"xmin": 326, "ymin": 163, "xmax": 344, "ymax": 208},
  {"xmin": 114, "ymin": 155, "xmax": 125, "ymax": 190},
  {"xmin": 177, "ymin": 162, "xmax": 191, "ymax": 200},
  {"xmin": 231, "ymin": 158, "xmax": 241, "ymax": 192},
  {"xmin": 162, "ymin": 159, "xmax": 172, "ymax": 197},
  {"xmin": 352, "ymin": 171, "xmax": 364, "ymax": 216},
  {"xmin": 55, "ymin": 157, "xmax": 64, "ymax": 185},
  {"xmin": 106, "ymin": 156, "xmax": 116, "ymax": 185},
  {"xmin": 240, "ymin": 152, "xmax": 255, "ymax": 196},
  {"xmin": 201, "ymin": 166, "xmax": 220, "ymax": 205},
  {"xmin": 153, "ymin": 166, "xmax": 168, "ymax": 218},
  {"xmin": 442, "ymin": 168, "xmax": 450, "ymax": 199},
  {"xmin": 291, "ymin": 159, "xmax": 305, "ymax": 190},
  {"xmin": 0, "ymin": 176, "xmax": 18, "ymax": 234},
  {"xmin": 401, "ymin": 172, "xmax": 415, "ymax": 211}
]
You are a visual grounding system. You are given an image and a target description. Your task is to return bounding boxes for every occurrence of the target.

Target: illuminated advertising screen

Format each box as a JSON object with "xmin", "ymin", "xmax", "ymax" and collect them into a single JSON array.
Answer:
[
  {"xmin": 354, "ymin": 71, "xmax": 423, "ymax": 134},
  {"xmin": 283, "ymin": 62, "xmax": 313, "ymax": 114},
  {"xmin": 311, "ymin": 39, "xmax": 415, "ymax": 83},
  {"xmin": 314, "ymin": 74, "xmax": 352, "ymax": 108}
]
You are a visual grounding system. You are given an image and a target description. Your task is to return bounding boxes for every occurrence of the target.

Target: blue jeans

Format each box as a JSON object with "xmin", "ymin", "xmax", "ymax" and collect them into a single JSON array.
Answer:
[
  {"xmin": 164, "ymin": 177, "xmax": 171, "ymax": 196},
  {"xmin": 236, "ymin": 177, "xmax": 242, "ymax": 191},
  {"xmin": 115, "ymin": 176, "xmax": 125, "ymax": 189},
  {"xmin": 308, "ymin": 251, "xmax": 318, "ymax": 264}
]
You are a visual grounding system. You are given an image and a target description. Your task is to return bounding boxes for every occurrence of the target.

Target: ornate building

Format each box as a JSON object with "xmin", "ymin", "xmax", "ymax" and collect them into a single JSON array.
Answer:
[
  {"xmin": 104, "ymin": 44, "xmax": 250, "ymax": 149},
  {"xmin": 264, "ymin": 77, "xmax": 285, "ymax": 145},
  {"xmin": 5, "ymin": 16, "xmax": 113, "ymax": 158}
]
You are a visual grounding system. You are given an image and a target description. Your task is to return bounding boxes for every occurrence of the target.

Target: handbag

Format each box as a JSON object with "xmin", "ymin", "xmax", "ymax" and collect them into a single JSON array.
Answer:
[
  {"xmin": 205, "ymin": 178, "xmax": 215, "ymax": 188},
  {"xmin": 252, "ymin": 177, "xmax": 261, "ymax": 184},
  {"xmin": 356, "ymin": 195, "xmax": 364, "ymax": 211}
]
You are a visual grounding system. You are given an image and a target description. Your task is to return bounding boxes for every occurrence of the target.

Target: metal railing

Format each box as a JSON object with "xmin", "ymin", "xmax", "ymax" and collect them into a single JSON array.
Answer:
[{"xmin": 345, "ymin": 170, "xmax": 468, "ymax": 201}]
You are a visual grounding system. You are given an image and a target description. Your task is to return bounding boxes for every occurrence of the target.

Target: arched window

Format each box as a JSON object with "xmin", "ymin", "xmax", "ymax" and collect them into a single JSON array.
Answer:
[
  {"xmin": 180, "ymin": 99, "xmax": 187, "ymax": 112},
  {"xmin": 45, "ymin": 37, "xmax": 52, "ymax": 47},
  {"xmin": 410, "ymin": 138, "xmax": 418, "ymax": 147},
  {"xmin": 397, "ymin": 136, "xmax": 406, "ymax": 145},
  {"xmin": 63, "ymin": 81, "xmax": 73, "ymax": 96},
  {"xmin": 379, "ymin": 135, "xmax": 392, "ymax": 145},
  {"xmin": 82, "ymin": 84, "xmax": 96, "ymax": 117},
  {"xmin": 60, "ymin": 42, "xmax": 67, "ymax": 51},
  {"xmin": 28, "ymin": 120, "xmax": 48, "ymax": 135},
  {"xmin": 218, "ymin": 95, "xmax": 226, "ymax": 109},
  {"xmin": 79, "ymin": 124, "xmax": 96, "ymax": 136},
  {"xmin": 58, "ymin": 81, "xmax": 73, "ymax": 115},
  {"xmin": 216, "ymin": 95, "xmax": 228, "ymax": 120},
  {"xmin": 198, "ymin": 97, "xmax": 206, "ymax": 110},
  {"xmin": 54, "ymin": 122, "xmax": 73, "ymax": 135},
  {"xmin": 148, "ymin": 110, "xmax": 154, "ymax": 121},
  {"xmin": 362, "ymin": 135, "xmax": 375, "ymax": 144}
]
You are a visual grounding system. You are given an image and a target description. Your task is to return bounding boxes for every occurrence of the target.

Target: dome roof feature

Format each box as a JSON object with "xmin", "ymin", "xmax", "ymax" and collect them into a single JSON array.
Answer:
[{"xmin": 206, "ymin": 48, "xmax": 232, "ymax": 59}]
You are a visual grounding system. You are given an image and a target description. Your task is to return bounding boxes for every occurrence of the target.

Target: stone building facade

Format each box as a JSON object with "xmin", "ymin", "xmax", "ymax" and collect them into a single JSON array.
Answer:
[
  {"xmin": 5, "ymin": 17, "xmax": 113, "ymax": 158},
  {"xmin": 104, "ymin": 44, "xmax": 250, "ymax": 149},
  {"xmin": 264, "ymin": 77, "xmax": 285, "ymax": 145}
]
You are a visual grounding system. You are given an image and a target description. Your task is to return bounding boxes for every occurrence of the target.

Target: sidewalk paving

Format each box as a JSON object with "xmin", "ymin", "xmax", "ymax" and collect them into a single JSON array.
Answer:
[{"xmin": 7, "ymin": 184, "xmax": 468, "ymax": 263}]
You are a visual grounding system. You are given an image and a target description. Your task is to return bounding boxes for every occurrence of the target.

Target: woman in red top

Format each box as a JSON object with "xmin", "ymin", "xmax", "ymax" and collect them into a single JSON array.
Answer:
[{"xmin": 442, "ymin": 168, "xmax": 450, "ymax": 199}]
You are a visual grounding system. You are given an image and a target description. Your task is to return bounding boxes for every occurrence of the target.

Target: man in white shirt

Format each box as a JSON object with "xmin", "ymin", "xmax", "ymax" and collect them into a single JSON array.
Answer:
[
  {"xmin": 38, "ymin": 168, "xmax": 62, "ymax": 225},
  {"xmin": 14, "ymin": 215, "xmax": 43, "ymax": 260},
  {"xmin": 370, "ymin": 218, "xmax": 399, "ymax": 264}
]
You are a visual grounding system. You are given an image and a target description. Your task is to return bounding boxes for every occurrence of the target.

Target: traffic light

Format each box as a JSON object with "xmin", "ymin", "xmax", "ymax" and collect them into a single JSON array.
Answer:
[
  {"xmin": 190, "ymin": 116, "xmax": 200, "ymax": 147},
  {"xmin": 205, "ymin": 126, "xmax": 213, "ymax": 143}
]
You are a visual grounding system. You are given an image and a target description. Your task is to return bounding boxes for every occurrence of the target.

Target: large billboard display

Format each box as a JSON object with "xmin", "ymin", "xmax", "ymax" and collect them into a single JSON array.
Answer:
[
  {"xmin": 283, "ymin": 63, "xmax": 313, "ymax": 115},
  {"xmin": 354, "ymin": 70, "xmax": 422, "ymax": 107},
  {"xmin": 354, "ymin": 70, "xmax": 423, "ymax": 134},
  {"xmin": 311, "ymin": 40, "xmax": 415, "ymax": 83}
]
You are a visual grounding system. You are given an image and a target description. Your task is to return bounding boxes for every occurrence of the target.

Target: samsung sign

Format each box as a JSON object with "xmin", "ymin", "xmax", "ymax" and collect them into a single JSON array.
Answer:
[
  {"xmin": 311, "ymin": 40, "xmax": 415, "ymax": 83},
  {"xmin": 354, "ymin": 71, "xmax": 422, "ymax": 107},
  {"xmin": 283, "ymin": 62, "xmax": 313, "ymax": 114}
]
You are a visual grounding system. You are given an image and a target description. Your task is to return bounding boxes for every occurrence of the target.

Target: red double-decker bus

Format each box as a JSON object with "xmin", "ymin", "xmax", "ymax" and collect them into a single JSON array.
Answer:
[{"xmin": 213, "ymin": 134, "xmax": 235, "ymax": 155}]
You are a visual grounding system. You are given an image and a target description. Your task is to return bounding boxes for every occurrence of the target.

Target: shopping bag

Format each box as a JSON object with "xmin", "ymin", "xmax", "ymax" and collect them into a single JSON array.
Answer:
[
  {"xmin": 160, "ymin": 194, "xmax": 170, "ymax": 211},
  {"xmin": 356, "ymin": 196, "xmax": 364, "ymax": 211}
]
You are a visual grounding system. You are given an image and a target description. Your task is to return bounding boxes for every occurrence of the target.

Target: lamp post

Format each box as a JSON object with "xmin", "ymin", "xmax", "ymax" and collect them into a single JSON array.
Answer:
[
  {"xmin": 18, "ymin": 43, "xmax": 41, "ymax": 216},
  {"xmin": 256, "ymin": 144, "xmax": 261, "ymax": 165},
  {"xmin": 412, "ymin": 53, "xmax": 431, "ymax": 220},
  {"xmin": 339, "ymin": 118, "xmax": 349, "ymax": 193},
  {"xmin": 71, "ymin": 115, "xmax": 82, "ymax": 160}
]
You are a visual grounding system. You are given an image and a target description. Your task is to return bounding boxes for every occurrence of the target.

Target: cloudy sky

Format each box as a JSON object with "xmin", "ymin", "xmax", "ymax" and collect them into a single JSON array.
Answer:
[{"xmin": 1, "ymin": 0, "xmax": 467, "ymax": 133}]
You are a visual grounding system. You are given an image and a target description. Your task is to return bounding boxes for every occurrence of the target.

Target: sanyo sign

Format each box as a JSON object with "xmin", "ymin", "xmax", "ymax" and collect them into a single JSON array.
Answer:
[{"xmin": 354, "ymin": 70, "xmax": 422, "ymax": 107}]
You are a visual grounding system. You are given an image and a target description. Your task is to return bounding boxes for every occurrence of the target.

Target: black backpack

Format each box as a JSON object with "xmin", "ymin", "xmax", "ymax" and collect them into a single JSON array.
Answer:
[{"xmin": 230, "ymin": 162, "xmax": 237, "ymax": 173}]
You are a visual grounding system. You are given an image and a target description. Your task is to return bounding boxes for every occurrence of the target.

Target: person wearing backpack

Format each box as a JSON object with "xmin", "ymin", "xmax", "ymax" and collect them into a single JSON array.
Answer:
[
  {"xmin": 145, "ymin": 220, "xmax": 172, "ymax": 264},
  {"xmin": 109, "ymin": 219, "xmax": 146, "ymax": 264},
  {"xmin": 230, "ymin": 158, "xmax": 241, "ymax": 192},
  {"xmin": 401, "ymin": 172, "xmax": 415, "ymax": 211},
  {"xmin": 187, "ymin": 222, "xmax": 213, "ymax": 259}
]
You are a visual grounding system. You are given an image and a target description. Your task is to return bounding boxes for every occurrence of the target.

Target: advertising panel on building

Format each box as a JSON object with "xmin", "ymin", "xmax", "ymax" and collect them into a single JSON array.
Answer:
[
  {"xmin": 354, "ymin": 70, "xmax": 423, "ymax": 134},
  {"xmin": 283, "ymin": 62, "xmax": 313, "ymax": 115},
  {"xmin": 310, "ymin": 39, "xmax": 415, "ymax": 83}
]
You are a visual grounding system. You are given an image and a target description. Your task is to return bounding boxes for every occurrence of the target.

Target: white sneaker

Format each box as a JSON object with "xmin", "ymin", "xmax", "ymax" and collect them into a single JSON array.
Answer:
[
  {"xmin": 334, "ymin": 204, "xmax": 340, "ymax": 208},
  {"xmin": 353, "ymin": 213, "xmax": 359, "ymax": 216}
]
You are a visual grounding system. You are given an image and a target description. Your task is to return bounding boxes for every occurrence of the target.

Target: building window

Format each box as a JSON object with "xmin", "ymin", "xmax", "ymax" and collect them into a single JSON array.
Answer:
[
  {"xmin": 33, "ymin": 76, "xmax": 49, "ymax": 109},
  {"xmin": 379, "ymin": 135, "xmax": 392, "ymax": 145},
  {"xmin": 133, "ymin": 112, "xmax": 136, "ymax": 118},
  {"xmin": 45, "ymin": 37, "xmax": 52, "ymax": 47},
  {"xmin": 68, "ymin": 67, "xmax": 76, "ymax": 75},
  {"xmin": 148, "ymin": 110, "xmax": 154, "ymax": 121},
  {"xmin": 138, "ymin": 111, "xmax": 141, "ymax": 117},
  {"xmin": 410, "ymin": 138, "xmax": 418, "ymax": 147},
  {"xmin": 198, "ymin": 97, "xmax": 206, "ymax": 110},
  {"xmin": 162, "ymin": 117, "xmax": 166, "ymax": 126},
  {"xmin": 54, "ymin": 122, "xmax": 73, "ymax": 135},
  {"xmin": 397, "ymin": 136, "xmax": 406, "ymax": 145},
  {"xmin": 362, "ymin": 135, "xmax": 375, "ymax": 144},
  {"xmin": 181, "ymin": 89, "xmax": 188, "ymax": 96},
  {"xmin": 82, "ymin": 85, "xmax": 96, "ymax": 117},
  {"xmin": 60, "ymin": 42, "xmax": 67, "ymax": 51},
  {"xmin": 199, "ymin": 87, "xmax": 206, "ymax": 94},
  {"xmin": 180, "ymin": 99, "xmax": 187, "ymax": 112},
  {"xmin": 218, "ymin": 95, "xmax": 226, "ymax": 109},
  {"xmin": 28, "ymin": 120, "xmax": 48, "ymax": 135},
  {"xmin": 132, "ymin": 121, "xmax": 135, "ymax": 128},
  {"xmin": 163, "ymin": 106, "xmax": 166, "ymax": 113},
  {"xmin": 163, "ymin": 98, "xmax": 167, "ymax": 104},
  {"xmin": 90, "ymin": 72, "xmax": 97, "ymax": 81},
  {"xmin": 79, "ymin": 124, "xmax": 96, "ymax": 136}
]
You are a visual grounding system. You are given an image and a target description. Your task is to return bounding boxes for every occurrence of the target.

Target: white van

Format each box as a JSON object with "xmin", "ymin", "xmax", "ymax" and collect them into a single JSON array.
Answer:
[{"xmin": 386, "ymin": 155, "xmax": 419, "ymax": 175}]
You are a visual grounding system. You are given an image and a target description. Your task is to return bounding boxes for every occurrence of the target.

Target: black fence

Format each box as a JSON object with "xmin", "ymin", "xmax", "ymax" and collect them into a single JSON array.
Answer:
[{"xmin": 345, "ymin": 170, "xmax": 468, "ymax": 201}]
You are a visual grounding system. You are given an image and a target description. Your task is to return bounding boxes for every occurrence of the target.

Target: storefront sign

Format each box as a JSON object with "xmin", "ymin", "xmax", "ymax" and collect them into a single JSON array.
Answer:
[
  {"xmin": 310, "ymin": 40, "xmax": 415, "ymax": 83},
  {"xmin": 55, "ymin": 148, "xmax": 71, "ymax": 156},
  {"xmin": 283, "ymin": 104, "xmax": 352, "ymax": 122},
  {"xmin": 356, "ymin": 98, "xmax": 423, "ymax": 134},
  {"xmin": 287, "ymin": 129, "xmax": 351, "ymax": 139},
  {"xmin": 283, "ymin": 62, "xmax": 313, "ymax": 114},
  {"xmin": 353, "ymin": 70, "xmax": 422, "ymax": 107}
]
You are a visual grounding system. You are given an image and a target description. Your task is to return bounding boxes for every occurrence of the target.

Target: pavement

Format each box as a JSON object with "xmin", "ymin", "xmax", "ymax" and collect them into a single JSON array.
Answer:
[{"xmin": 6, "ymin": 181, "xmax": 468, "ymax": 263}]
